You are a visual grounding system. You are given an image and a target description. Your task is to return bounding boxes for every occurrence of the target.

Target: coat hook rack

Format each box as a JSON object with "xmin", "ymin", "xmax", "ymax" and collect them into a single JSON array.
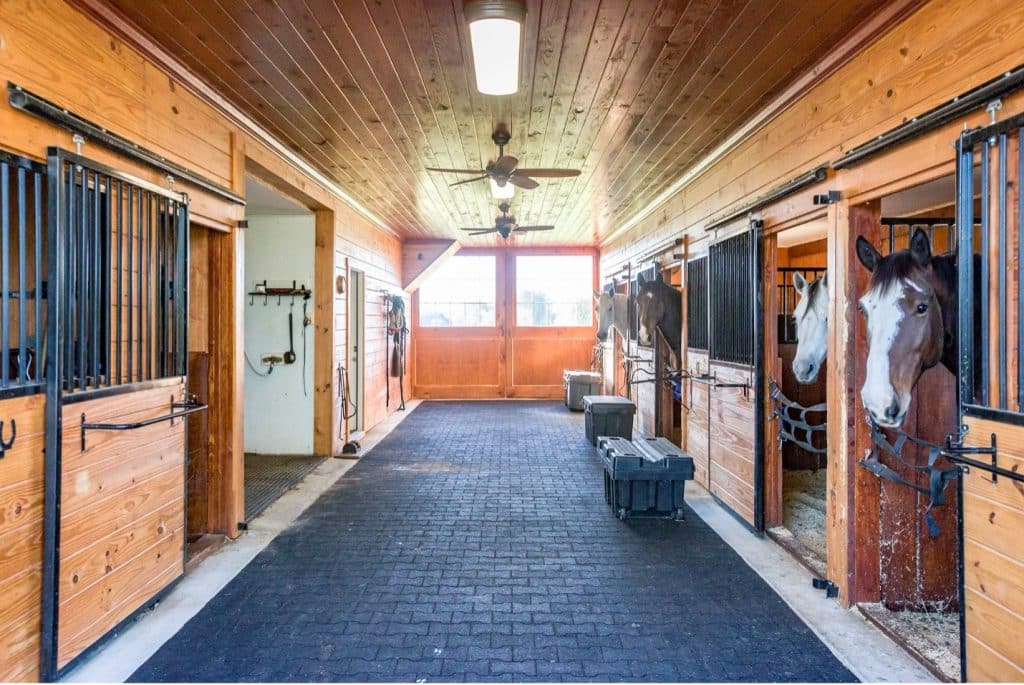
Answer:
[
  {"xmin": 247, "ymin": 279, "xmax": 312, "ymax": 306},
  {"xmin": 0, "ymin": 419, "xmax": 16, "ymax": 459}
]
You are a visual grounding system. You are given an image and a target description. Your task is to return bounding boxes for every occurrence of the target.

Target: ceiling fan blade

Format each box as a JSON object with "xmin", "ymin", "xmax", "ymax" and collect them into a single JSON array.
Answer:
[
  {"xmin": 448, "ymin": 175, "xmax": 490, "ymax": 187},
  {"xmin": 514, "ymin": 226, "xmax": 555, "ymax": 232},
  {"xmin": 425, "ymin": 167, "xmax": 488, "ymax": 174},
  {"xmin": 507, "ymin": 174, "xmax": 539, "ymax": 189},
  {"xmin": 466, "ymin": 229, "xmax": 498, "ymax": 236},
  {"xmin": 491, "ymin": 155, "xmax": 519, "ymax": 175},
  {"xmin": 513, "ymin": 168, "xmax": 581, "ymax": 178}
]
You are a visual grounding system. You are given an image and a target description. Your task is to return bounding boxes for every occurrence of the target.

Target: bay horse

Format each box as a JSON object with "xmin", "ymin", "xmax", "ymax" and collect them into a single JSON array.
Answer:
[
  {"xmin": 791, "ymin": 272, "xmax": 828, "ymax": 383},
  {"xmin": 593, "ymin": 290, "xmax": 630, "ymax": 352},
  {"xmin": 636, "ymin": 271, "xmax": 682, "ymax": 366},
  {"xmin": 855, "ymin": 228, "xmax": 963, "ymax": 427}
]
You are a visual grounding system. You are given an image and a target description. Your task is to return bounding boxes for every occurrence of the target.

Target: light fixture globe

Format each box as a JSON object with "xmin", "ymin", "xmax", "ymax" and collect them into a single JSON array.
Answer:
[
  {"xmin": 489, "ymin": 177, "xmax": 515, "ymax": 199},
  {"xmin": 463, "ymin": 0, "xmax": 526, "ymax": 96}
]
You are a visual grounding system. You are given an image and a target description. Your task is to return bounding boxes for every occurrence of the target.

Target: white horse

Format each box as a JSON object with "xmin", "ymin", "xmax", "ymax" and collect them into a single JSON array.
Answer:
[
  {"xmin": 594, "ymin": 290, "xmax": 630, "ymax": 352},
  {"xmin": 791, "ymin": 272, "xmax": 828, "ymax": 383}
]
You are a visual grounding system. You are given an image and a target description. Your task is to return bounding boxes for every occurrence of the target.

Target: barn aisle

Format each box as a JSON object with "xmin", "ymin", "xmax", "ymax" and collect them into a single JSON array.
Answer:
[{"xmin": 130, "ymin": 401, "xmax": 854, "ymax": 683}]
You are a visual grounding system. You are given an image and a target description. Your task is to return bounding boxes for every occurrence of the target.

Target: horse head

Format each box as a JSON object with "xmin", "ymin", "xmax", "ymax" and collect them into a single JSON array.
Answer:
[
  {"xmin": 635, "ymin": 272, "xmax": 664, "ymax": 347},
  {"xmin": 792, "ymin": 272, "xmax": 828, "ymax": 383},
  {"xmin": 856, "ymin": 228, "xmax": 952, "ymax": 427},
  {"xmin": 593, "ymin": 289, "xmax": 615, "ymax": 342}
]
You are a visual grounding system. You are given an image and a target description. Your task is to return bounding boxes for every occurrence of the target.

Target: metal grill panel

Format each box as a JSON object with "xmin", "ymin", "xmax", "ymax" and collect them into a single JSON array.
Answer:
[
  {"xmin": 686, "ymin": 257, "xmax": 708, "ymax": 350},
  {"xmin": 709, "ymin": 231, "xmax": 755, "ymax": 366}
]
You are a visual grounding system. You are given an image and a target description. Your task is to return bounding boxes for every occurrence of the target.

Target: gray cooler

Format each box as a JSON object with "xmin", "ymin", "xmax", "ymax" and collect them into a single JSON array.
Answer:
[
  {"xmin": 582, "ymin": 395, "xmax": 635, "ymax": 445},
  {"xmin": 563, "ymin": 370, "xmax": 601, "ymax": 411}
]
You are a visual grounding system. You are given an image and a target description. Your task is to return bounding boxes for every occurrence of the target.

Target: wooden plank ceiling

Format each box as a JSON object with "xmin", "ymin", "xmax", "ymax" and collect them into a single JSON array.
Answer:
[{"xmin": 102, "ymin": 0, "xmax": 890, "ymax": 245}]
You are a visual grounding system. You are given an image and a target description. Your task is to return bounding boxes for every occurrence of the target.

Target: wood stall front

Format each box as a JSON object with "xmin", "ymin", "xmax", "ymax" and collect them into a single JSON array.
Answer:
[{"xmin": 412, "ymin": 248, "xmax": 598, "ymax": 399}]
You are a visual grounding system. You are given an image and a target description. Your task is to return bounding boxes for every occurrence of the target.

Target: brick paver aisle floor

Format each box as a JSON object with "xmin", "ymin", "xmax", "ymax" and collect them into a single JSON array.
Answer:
[{"xmin": 131, "ymin": 401, "xmax": 856, "ymax": 683}]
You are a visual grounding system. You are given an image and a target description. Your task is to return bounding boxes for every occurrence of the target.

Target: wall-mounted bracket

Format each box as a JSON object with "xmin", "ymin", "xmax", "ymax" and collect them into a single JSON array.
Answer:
[
  {"xmin": 945, "ymin": 427, "xmax": 1001, "ymax": 483},
  {"xmin": 812, "ymin": 190, "xmax": 841, "ymax": 205},
  {"xmin": 812, "ymin": 578, "xmax": 839, "ymax": 598},
  {"xmin": 0, "ymin": 419, "xmax": 16, "ymax": 459}
]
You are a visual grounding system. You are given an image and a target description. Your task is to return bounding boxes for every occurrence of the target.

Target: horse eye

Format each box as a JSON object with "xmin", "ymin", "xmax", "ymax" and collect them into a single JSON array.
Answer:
[{"xmin": 916, "ymin": 303, "xmax": 928, "ymax": 314}]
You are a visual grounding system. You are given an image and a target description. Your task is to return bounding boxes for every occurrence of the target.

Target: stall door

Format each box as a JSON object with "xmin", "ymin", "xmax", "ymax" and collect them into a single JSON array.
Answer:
[
  {"xmin": 0, "ymin": 152, "xmax": 47, "ymax": 682},
  {"xmin": 955, "ymin": 114, "xmax": 1024, "ymax": 682},
  {"xmin": 701, "ymin": 220, "xmax": 765, "ymax": 530},
  {"xmin": 40, "ymin": 149, "xmax": 203, "ymax": 678}
]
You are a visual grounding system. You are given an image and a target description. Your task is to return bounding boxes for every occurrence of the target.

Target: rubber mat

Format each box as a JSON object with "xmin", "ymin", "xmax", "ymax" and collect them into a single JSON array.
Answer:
[{"xmin": 244, "ymin": 453, "xmax": 325, "ymax": 521}]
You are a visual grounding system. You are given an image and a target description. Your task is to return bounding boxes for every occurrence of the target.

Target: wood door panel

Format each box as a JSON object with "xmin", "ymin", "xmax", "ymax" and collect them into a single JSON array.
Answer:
[
  {"xmin": 511, "ymin": 336, "xmax": 594, "ymax": 388},
  {"xmin": 56, "ymin": 382, "xmax": 187, "ymax": 669},
  {"xmin": 962, "ymin": 416, "xmax": 1024, "ymax": 679},
  {"xmin": 414, "ymin": 336, "xmax": 502, "ymax": 389}
]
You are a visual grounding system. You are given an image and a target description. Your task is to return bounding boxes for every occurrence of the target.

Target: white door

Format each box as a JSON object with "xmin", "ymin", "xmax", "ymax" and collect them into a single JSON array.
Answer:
[{"xmin": 348, "ymin": 268, "xmax": 365, "ymax": 433}]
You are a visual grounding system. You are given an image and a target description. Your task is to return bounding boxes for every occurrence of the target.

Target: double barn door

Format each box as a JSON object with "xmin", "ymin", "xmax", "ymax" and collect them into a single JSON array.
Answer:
[{"xmin": 0, "ymin": 147, "xmax": 198, "ymax": 680}]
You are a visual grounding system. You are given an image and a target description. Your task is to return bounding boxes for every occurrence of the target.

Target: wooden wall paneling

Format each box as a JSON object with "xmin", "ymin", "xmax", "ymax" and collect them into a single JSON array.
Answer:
[
  {"xmin": 685, "ymin": 351, "xmax": 710, "ymax": 490},
  {"xmin": 186, "ymin": 351, "xmax": 210, "ymax": 537},
  {"xmin": 827, "ymin": 199, "xmax": 883, "ymax": 607},
  {"xmin": 707, "ymin": 362, "xmax": 757, "ymax": 527},
  {"xmin": 57, "ymin": 381, "xmax": 186, "ymax": 669},
  {"xmin": 0, "ymin": 393, "xmax": 45, "ymax": 682},
  {"xmin": 763, "ymin": 232, "xmax": 783, "ymax": 528},
  {"xmin": 313, "ymin": 209, "xmax": 337, "ymax": 458},
  {"xmin": 402, "ymin": 240, "xmax": 459, "ymax": 292},
  {"xmin": 960, "ymin": 416, "xmax": 1024, "ymax": 680}
]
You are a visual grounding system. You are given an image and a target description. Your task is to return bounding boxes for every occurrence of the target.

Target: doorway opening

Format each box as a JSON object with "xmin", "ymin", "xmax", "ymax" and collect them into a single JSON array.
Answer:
[
  {"xmin": 766, "ymin": 221, "xmax": 829, "ymax": 576},
  {"xmin": 853, "ymin": 173, "xmax": 963, "ymax": 682},
  {"xmin": 241, "ymin": 175, "xmax": 323, "ymax": 521},
  {"xmin": 347, "ymin": 267, "xmax": 365, "ymax": 436}
]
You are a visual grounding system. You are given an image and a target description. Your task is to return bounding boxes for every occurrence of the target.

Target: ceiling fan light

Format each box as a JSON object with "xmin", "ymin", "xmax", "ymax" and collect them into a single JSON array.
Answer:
[
  {"xmin": 489, "ymin": 177, "xmax": 515, "ymax": 199},
  {"xmin": 464, "ymin": 0, "xmax": 525, "ymax": 96}
]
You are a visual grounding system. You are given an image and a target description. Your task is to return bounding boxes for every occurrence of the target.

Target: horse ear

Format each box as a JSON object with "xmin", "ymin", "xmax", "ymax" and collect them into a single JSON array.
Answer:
[
  {"xmin": 910, "ymin": 228, "xmax": 932, "ymax": 267},
  {"xmin": 856, "ymin": 236, "xmax": 881, "ymax": 272},
  {"xmin": 792, "ymin": 272, "xmax": 806, "ymax": 292},
  {"xmin": 821, "ymin": 272, "xmax": 828, "ymax": 288},
  {"xmin": 637, "ymin": 273, "xmax": 646, "ymax": 286},
  {"xmin": 654, "ymin": 271, "xmax": 664, "ymax": 284},
  {"xmin": 593, "ymin": 290, "xmax": 602, "ymax": 302}
]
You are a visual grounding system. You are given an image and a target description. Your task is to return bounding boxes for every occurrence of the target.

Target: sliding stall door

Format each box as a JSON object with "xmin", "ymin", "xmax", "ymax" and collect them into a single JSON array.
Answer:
[{"xmin": 42, "ymin": 149, "xmax": 201, "ymax": 677}]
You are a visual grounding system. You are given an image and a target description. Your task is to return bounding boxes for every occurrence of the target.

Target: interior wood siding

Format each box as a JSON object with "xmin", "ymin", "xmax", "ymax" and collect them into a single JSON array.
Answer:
[
  {"xmin": 97, "ymin": 0, "xmax": 891, "ymax": 245},
  {"xmin": 601, "ymin": 0, "xmax": 1024, "ymax": 266},
  {"xmin": 58, "ymin": 381, "xmax": 187, "ymax": 669},
  {"xmin": 961, "ymin": 417, "xmax": 1024, "ymax": 681},
  {"xmin": 0, "ymin": 394, "xmax": 45, "ymax": 682}
]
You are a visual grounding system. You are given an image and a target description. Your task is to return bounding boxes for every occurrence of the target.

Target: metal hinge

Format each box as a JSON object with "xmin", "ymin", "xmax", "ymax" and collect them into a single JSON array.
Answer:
[{"xmin": 813, "ymin": 190, "xmax": 841, "ymax": 205}]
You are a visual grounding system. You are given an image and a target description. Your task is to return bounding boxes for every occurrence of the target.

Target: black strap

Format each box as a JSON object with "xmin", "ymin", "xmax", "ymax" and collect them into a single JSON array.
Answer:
[
  {"xmin": 860, "ymin": 419, "xmax": 961, "ymax": 537},
  {"xmin": 769, "ymin": 379, "xmax": 828, "ymax": 457}
]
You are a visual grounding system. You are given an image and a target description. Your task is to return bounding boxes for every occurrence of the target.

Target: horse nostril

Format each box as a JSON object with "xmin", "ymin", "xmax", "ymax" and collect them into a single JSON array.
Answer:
[{"xmin": 885, "ymin": 400, "xmax": 900, "ymax": 421}]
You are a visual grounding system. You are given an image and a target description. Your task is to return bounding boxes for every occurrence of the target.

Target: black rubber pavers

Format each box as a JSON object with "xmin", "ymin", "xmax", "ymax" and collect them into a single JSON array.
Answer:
[{"xmin": 131, "ymin": 401, "xmax": 856, "ymax": 683}]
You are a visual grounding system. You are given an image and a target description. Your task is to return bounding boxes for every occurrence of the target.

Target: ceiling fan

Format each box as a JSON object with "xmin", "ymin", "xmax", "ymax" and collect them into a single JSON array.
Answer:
[
  {"xmin": 460, "ymin": 202, "xmax": 554, "ymax": 239},
  {"xmin": 426, "ymin": 123, "xmax": 581, "ymax": 191}
]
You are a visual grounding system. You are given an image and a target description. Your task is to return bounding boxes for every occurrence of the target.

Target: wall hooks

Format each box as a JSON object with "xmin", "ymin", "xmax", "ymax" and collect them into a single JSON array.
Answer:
[{"xmin": 0, "ymin": 418, "xmax": 16, "ymax": 459}]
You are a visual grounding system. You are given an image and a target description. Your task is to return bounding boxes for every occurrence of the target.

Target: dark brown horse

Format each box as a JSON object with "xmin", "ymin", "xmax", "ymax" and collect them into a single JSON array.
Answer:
[
  {"xmin": 855, "ymin": 228, "xmax": 964, "ymax": 427},
  {"xmin": 636, "ymin": 272, "xmax": 682, "ymax": 366}
]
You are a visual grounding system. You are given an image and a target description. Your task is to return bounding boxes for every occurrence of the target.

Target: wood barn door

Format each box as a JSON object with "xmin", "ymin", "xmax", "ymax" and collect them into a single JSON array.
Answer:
[
  {"xmin": 40, "ymin": 149, "xmax": 204, "ymax": 678},
  {"xmin": 413, "ymin": 249, "xmax": 596, "ymax": 399},
  {"xmin": 954, "ymin": 115, "xmax": 1024, "ymax": 682}
]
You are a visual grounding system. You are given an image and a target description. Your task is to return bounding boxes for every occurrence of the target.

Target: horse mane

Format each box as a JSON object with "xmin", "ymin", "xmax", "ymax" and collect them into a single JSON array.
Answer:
[{"xmin": 870, "ymin": 249, "xmax": 957, "ymax": 296}]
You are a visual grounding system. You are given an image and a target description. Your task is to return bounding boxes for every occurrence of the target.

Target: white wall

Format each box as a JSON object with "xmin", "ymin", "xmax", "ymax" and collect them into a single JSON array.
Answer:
[{"xmin": 243, "ymin": 213, "xmax": 315, "ymax": 454}]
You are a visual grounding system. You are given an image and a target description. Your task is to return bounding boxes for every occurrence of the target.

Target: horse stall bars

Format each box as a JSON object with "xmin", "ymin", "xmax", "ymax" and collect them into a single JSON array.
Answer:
[
  {"xmin": 40, "ymin": 148, "xmax": 205, "ymax": 679},
  {"xmin": 0, "ymin": 150, "xmax": 47, "ymax": 682},
  {"xmin": 954, "ymin": 112, "xmax": 1024, "ymax": 682}
]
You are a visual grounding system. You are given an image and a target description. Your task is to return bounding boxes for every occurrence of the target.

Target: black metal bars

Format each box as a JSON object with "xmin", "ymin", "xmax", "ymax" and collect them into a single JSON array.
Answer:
[
  {"xmin": 47, "ymin": 147, "xmax": 189, "ymax": 394},
  {"xmin": 80, "ymin": 395, "xmax": 207, "ymax": 451},
  {"xmin": 776, "ymin": 266, "xmax": 825, "ymax": 345},
  {"xmin": 957, "ymin": 112, "xmax": 1024, "ymax": 420},
  {"xmin": 0, "ymin": 151, "xmax": 46, "ymax": 397},
  {"xmin": 686, "ymin": 257, "xmax": 708, "ymax": 350},
  {"xmin": 709, "ymin": 229, "xmax": 755, "ymax": 366}
]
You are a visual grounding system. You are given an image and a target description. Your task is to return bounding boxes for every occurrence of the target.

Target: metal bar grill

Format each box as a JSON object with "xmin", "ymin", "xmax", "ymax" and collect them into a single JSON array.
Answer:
[
  {"xmin": 0, "ymin": 151, "xmax": 46, "ymax": 396},
  {"xmin": 709, "ymin": 230, "xmax": 755, "ymax": 366},
  {"xmin": 958, "ymin": 112, "xmax": 1024, "ymax": 419},
  {"xmin": 881, "ymin": 217, "xmax": 957, "ymax": 255},
  {"xmin": 776, "ymin": 267, "xmax": 825, "ymax": 345},
  {"xmin": 686, "ymin": 257, "xmax": 709, "ymax": 350},
  {"xmin": 47, "ymin": 148, "xmax": 189, "ymax": 394}
]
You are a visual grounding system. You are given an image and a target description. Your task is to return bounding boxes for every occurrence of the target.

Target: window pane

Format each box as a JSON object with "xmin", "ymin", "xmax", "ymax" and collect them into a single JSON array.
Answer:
[
  {"xmin": 418, "ymin": 255, "xmax": 496, "ymax": 327},
  {"xmin": 515, "ymin": 255, "xmax": 593, "ymax": 327}
]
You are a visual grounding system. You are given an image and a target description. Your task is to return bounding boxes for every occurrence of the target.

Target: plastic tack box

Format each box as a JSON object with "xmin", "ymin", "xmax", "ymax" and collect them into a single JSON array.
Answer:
[
  {"xmin": 583, "ymin": 395, "xmax": 636, "ymax": 445},
  {"xmin": 563, "ymin": 370, "xmax": 602, "ymax": 411},
  {"xmin": 597, "ymin": 436, "xmax": 695, "ymax": 520}
]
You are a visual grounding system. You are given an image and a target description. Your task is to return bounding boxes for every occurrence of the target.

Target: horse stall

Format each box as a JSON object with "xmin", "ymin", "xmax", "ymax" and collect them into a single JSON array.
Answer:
[
  {"xmin": 953, "ymin": 113, "xmax": 1024, "ymax": 681},
  {"xmin": 762, "ymin": 217, "xmax": 829, "ymax": 576},
  {"xmin": 683, "ymin": 219, "xmax": 763, "ymax": 529}
]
